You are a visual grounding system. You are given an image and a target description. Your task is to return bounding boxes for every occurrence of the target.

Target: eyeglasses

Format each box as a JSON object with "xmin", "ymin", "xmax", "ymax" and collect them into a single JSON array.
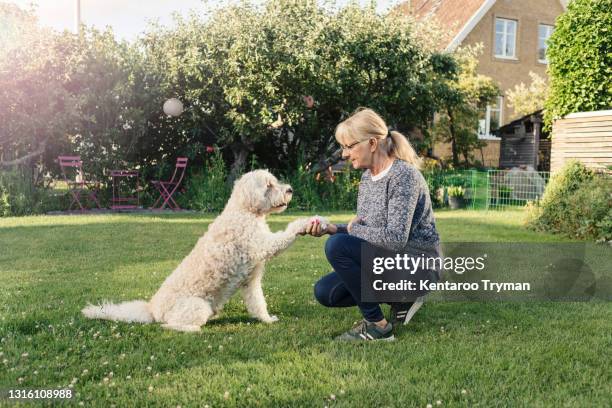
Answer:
[{"xmin": 340, "ymin": 140, "xmax": 367, "ymax": 151}]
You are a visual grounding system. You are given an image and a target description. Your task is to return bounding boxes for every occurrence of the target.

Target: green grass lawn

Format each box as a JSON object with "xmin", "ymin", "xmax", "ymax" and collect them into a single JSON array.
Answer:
[{"xmin": 0, "ymin": 210, "xmax": 610, "ymax": 407}]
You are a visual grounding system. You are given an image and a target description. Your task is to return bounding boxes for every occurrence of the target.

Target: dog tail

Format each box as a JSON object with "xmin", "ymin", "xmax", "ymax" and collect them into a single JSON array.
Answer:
[{"xmin": 82, "ymin": 300, "xmax": 154, "ymax": 324}]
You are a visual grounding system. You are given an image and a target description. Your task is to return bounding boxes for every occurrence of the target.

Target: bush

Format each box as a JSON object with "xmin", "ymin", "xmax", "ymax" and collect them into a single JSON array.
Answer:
[
  {"xmin": 0, "ymin": 183, "xmax": 10, "ymax": 216},
  {"xmin": 286, "ymin": 159, "xmax": 359, "ymax": 212},
  {"xmin": 526, "ymin": 160, "xmax": 611, "ymax": 241},
  {"xmin": 544, "ymin": 0, "xmax": 612, "ymax": 128},
  {"xmin": 181, "ymin": 150, "xmax": 231, "ymax": 212},
  {"xmin": 0, "ymin": 167, "xmax": 66, "ymax": 216},
  {"xmin": 565, "ymin": 176, "xmax": 612, "ymax": 241}
]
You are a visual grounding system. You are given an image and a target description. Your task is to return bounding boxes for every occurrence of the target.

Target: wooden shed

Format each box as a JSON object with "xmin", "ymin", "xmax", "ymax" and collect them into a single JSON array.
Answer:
[
  {"xmin": 493, "ymin": 110, "xmax": 551, "ymax": 171},
  {"xmin": 551, "ymin": 110, "xmax": 612, "ymax": 173}
]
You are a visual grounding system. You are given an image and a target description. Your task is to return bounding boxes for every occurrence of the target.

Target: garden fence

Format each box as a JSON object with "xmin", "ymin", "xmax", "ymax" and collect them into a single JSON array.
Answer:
[{"xmin": 424, "ymin": 169, "xmax": 551, "ymax": 210}]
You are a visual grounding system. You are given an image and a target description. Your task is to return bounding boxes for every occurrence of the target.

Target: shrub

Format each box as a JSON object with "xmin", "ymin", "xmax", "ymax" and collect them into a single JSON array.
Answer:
[
  {"xmin": 526, "ymin": 161, "xmax": 611, "ymax": 241},
  {"xmin": 182, "ymin": 150, "xmax": 231, "ymax": 212},
  {"xmin": 0, "ymin": 183, "xmax": 10, "ymax": 216},
  {"xmin": 564, "ymin": 176, "xmax": 612, "ymax": 241},
  {"xmin": 286, "ymin": 160, "xmax": 359, "ymax": 212},
  {"xmin": 544, "ymin": 0, "xmax": 612, "ymax": 128},
  {"xmin": 0, "ymin": 167, "xmax": 66, "ymax": 216}
]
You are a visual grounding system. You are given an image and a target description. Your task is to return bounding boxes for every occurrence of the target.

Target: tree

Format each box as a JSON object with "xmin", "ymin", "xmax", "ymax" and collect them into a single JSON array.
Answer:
[
  {"xmin": 507, "ymin": 72, "xmax": 548, "ymax": 118},
  {"xmin": 142, "ymin": 0, "xmax": 457, "ymax": 178},
  {"xmin": 433, "ymin": 44, "xmax": 500, "ymax": 167},
  {"xmin": 0, "ymin": 5, "xmax": 78, "ymax": 173},
  {"xmin": 544, "ymin": 0, "xmax": 612, "ymax": 128}
]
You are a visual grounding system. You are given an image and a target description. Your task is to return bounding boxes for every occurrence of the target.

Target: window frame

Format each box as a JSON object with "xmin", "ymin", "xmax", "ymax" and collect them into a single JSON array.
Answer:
[
  {"xmin": 537, "ymin": 23, "xmax": 554, "ymax": 64},
  {"xmin": 494, "ymin": 17, "xmax": 518, "ymax": 60},
  {"xmin": 478, "ymin": 96, "xmax": 504, "ymax": 139}
]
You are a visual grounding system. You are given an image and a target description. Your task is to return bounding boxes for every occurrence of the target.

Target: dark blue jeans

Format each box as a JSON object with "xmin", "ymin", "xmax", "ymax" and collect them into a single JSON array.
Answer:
[{"xmin": 314, "ymin": 233, "xmax": 384, "ymax": 322}]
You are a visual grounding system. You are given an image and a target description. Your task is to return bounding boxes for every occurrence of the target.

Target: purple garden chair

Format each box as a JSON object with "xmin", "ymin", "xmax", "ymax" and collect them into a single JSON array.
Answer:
[
  {"xmin": 58, "ymin": 155, "xmax": 102, "ymax": 211},
  {"xmin": 151, "ymin": 157, "xmax": 188, "ymax": 210}
]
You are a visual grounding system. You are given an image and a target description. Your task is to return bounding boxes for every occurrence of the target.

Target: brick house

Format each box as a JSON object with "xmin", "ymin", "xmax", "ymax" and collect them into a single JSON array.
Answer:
[{"xmin": 396, "ymin": 0, "xmax": 567, "ymax": 167}]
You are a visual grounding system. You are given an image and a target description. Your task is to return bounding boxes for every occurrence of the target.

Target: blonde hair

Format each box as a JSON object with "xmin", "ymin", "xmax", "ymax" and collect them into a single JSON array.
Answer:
[
  {"xmin": 334, "ymin": 108, "xmax": 422, "ymax": 169},
  {"xmin": 335, "ymin": 108, "xmax": 422, "ymax": 169}
]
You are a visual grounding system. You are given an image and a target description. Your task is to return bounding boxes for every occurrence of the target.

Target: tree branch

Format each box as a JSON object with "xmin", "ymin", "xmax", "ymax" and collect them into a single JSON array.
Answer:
[{"xmin": 0, "ymin": 137, "xmax": 49, "ymax": 168}]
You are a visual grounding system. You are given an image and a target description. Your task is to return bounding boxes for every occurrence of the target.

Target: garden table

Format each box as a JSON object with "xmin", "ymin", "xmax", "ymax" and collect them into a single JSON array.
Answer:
[{"xmin": 110, "ymin": 170, "xmax": 140, "ymax": 210}]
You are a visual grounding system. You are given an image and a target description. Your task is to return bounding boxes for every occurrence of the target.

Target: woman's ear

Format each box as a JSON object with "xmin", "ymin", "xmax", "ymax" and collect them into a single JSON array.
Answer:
[{"xmin": 369, "ymin": 137, "xmax": 377, "ymax": 152}]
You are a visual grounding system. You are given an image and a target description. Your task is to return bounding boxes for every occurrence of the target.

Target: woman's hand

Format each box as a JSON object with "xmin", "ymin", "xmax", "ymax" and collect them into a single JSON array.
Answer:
[
  {"xmin": 347, "ymin": 216, "xmax": 363, "ymax": 233},
  {"xmin": 304, "ymin": 218, "xmax": 337, "ymax": 237}
]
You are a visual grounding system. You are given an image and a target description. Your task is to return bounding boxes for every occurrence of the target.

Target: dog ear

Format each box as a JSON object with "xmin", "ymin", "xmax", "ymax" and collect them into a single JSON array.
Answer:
[{"xmin": 231, "ymin": 171, "xmax": 268, "ymax": 214}]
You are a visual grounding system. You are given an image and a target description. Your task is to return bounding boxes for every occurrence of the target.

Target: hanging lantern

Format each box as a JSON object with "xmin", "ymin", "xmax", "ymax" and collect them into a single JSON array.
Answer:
[{"xmin": 163, "ymin": 98, "xmax": 184, "ymax": 117}]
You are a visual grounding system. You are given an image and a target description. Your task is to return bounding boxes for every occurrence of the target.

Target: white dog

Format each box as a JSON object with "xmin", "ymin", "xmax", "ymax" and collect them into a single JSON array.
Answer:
[{"xmin": 82, "ymin": 169, "xmax": 320, "ymax": 332}]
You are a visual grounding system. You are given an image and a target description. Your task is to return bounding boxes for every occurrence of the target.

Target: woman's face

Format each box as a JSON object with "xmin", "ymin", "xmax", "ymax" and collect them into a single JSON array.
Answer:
[{"xmin": 340, "ymin": 138, "xmax": 374, "ymax": 169}]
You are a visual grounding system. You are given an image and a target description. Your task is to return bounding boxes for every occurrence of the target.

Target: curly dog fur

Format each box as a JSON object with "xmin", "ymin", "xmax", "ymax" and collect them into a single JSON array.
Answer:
[{"xmin": 82, "ymin": 170, "xmax": 312, "ymax": 332}]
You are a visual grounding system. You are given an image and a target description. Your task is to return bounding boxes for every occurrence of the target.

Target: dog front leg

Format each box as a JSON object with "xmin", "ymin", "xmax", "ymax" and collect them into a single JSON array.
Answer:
[
  {"xmin": 255, "ymin": 218, "xmax": 310, "ymax": 261},
  {"xmin": 242, "ymin": 263, "xmax": 278, "ymax": 323}
]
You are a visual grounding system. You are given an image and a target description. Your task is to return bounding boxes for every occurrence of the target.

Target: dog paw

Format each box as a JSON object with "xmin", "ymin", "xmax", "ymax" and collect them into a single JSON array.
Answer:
[
  {"xmin": 261, "ymin": 315, "xmax": 279, "ymax": 323},
  {"xmin": 288, "ymin": 218, "xmax": 310, "ymax": 235}
]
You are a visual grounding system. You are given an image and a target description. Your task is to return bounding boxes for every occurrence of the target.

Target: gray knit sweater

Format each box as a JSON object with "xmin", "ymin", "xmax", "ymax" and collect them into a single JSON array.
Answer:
[{"xmin": 338, "ymin": 160, "xmax": 441, "ymax": 254}]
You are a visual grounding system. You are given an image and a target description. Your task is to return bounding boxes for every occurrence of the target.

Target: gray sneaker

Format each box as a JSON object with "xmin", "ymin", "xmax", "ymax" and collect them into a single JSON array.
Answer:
[
  {"xmin": 389, "ymin": 296, "xmax": 425, "ymax": 326},
  {"xmin": 334, "ymin": 319, "xmax": 395, "ymax": 342}
]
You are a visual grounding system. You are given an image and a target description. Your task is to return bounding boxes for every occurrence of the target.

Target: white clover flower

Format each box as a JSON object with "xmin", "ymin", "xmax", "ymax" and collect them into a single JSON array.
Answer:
[
  {"xmin": 147, "ymin": 366, "xmax": 152, "ymax": 371},
  {"xmin": 218, "ymin": 345, "xmax": 223, "ymax": 350},
  {"xmin": 126, "ymin": 375, "xmax": 131, "ymax": 380},
  {"xmin": 82, "ymin": 369, "xmax": 89, "ymax": 375},
  {"xmin": 461, "ymin": 389, "xmax": 467, "ymax": 395},
  {"xmin": 223, "ymin": 391, "xmax": 230, "ymax": 399},
  {"xmin": 330, "ymin": 394, "xmax": 336, "ymax": 400},
  {"xmin": 21, "ymin": 352, "xmax": 29, "ymax": 358},
  {"xmin": 436, "ymin": 401, "xmax": 442, "ymax": 405},
  {"xmin": 148, "ymin": 385, "xmax": 153, "ymax": 392}
]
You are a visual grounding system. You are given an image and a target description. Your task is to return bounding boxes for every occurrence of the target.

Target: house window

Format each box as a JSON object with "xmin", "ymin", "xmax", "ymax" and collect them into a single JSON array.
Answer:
[
  {"xmin": 494, "ymin": 18, "xmax": 517, "ymax": 59},
  {"xmin": 538, "ymin": 24, "xmax": 554, "ymax": 63},
  {"xmin": 478, "ymin": 96, "xmax": 504, "ymax": 138}
]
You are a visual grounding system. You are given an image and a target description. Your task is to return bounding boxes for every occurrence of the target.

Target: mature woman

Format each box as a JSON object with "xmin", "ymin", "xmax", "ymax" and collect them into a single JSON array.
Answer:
[{"xmin": 305, "ymin": 108, "xmax": 441, "ymax": 341}]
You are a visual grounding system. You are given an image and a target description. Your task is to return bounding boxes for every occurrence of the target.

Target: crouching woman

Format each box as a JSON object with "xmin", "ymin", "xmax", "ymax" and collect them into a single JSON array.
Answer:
[{"xmin": 305, "ymin": 108, "xmax": 441, "ymax": 341}]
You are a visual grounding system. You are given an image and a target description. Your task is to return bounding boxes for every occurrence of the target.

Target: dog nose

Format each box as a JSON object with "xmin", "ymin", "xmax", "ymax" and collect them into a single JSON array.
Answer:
[{"xmin": 287, "ymin": 187, "xmax": 293, "ymax": 194}]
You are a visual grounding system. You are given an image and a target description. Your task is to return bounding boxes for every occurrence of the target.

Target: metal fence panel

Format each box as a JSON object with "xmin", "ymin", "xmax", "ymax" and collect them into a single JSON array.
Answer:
[{"xmin": 423, "ymin": 169, "xmax": 551, "ymax": 210}]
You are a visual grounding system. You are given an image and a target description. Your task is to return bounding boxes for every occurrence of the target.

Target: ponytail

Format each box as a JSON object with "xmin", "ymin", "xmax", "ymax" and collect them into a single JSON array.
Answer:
[{"xmin": 386, "ymin": 130, "xmax": 423, "ymax": 170}]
